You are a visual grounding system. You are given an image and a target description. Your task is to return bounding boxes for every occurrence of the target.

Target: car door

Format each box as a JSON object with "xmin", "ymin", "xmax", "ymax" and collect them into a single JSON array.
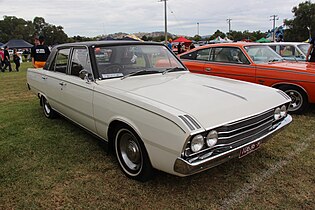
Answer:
[
  {"xmin": 204, "ymin": 46, "xmax": 256, "ymax": 83},
  {"xmin": 179, "ymin": 48, "xmax": 208, "ymax": 73},
  {"xmin": 45, "ymin": 47, "xmax": 96, "ymax": 133},
  {"xmin": 59, "ymin": 47, "xmax": 96, "ymax": 133},
  {"xmin": 44, "ymin": 48, "xmax": 71, "ymax": 115}
]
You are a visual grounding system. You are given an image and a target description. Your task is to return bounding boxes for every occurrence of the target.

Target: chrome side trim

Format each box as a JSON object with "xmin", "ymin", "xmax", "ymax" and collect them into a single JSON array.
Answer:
[
  {"xmin": 277, "ymin": 90, "xmax": 291, "ymax": 101},
  {"xmin": 178, "ymin": 115, "xmax": 195, "ymax": 131},
  {"xmin": 184, "ymin": 115, "xmax": 201, "ymax": 129},
  {"xmin": 178, "ymin": 115, "xmax": 202, "ymax": 131}
]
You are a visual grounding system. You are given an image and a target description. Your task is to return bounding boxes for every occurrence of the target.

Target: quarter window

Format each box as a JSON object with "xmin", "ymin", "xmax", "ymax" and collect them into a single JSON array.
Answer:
[
  {"xmin": 180, "ymin": 48, "xmax": 210, "ymax": 61},
  {"xmin": 70, "ymin": 48, "xmax": 92, "ymax": 77}
]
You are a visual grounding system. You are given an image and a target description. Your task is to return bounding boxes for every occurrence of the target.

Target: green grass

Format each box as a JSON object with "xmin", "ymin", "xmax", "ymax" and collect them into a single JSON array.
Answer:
[{"xmin": 0, "ymin": 63, "xmax": 315, "ymax": 209}]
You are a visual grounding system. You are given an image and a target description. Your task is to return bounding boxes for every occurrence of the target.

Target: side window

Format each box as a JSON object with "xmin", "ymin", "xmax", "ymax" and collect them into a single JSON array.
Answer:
[
  {"xmin": 280, "ymin": 45, "xmax": 294, "ymax": 57},
  {"xmin": 196, "ymin": 48, "xmax": 210, "ymax": 61},
  {"xmin": 180, "ymin": 51, "xmax": 197, "ymax": 60},
  {"xmin": 180, "ymin": 48, "xmax": 210, "ymax": 61},
  {"xmin": 212, "ymin": 47, "xmax": 249, "ymax": 64},
  {"xmin": 54, "ymin": 48, "xmax": 70, "ymax": 73},
  {"xmin": 70, "ymin": 48, "xmax": 92, "ymax": 77}
]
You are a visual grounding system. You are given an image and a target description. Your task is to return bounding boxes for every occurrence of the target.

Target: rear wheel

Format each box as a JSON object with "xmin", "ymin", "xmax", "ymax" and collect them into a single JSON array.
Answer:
[
  {"xmin": 278, "ymin": 85, "xmax": 309, "ymax": 114},
  {"xmin": 41, "ymin": 96, "xmax": 56, "ymax": 118},
  {"xmin": 114, "ymin": 126, "xmax": 153, "ymax": 181}
]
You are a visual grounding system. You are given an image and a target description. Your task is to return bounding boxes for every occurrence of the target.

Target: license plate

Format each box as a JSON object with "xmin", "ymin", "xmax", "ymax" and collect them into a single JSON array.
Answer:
[{"xmin": 239, "ymin": 141, "xmax": 261, "ymax": 158}]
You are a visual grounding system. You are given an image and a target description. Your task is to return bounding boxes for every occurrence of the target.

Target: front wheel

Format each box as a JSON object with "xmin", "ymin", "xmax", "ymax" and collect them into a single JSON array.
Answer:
[
  {"xmin": 278, "ymin": 85, "xmax": 309, "ymax": 114},
  {"xmin": 114, "ymin": 126, "xmax": 153, "ymax": 181}
]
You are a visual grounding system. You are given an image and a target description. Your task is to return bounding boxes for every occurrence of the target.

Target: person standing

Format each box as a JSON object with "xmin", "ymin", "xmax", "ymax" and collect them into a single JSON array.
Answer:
[
  {"xmin": 13, "ymin": 49, "xmax": 20, "ymax": 72},
  {"xmin": 0, "ymin": 47, "xmax": 4, "ymax": 71},
  {"xmin": 2, "ymin": 46, "xmax": 12, "ymax": 72},
  {"xmin": 167, "ymin": 39, "xmax": 172, "ymax": 50},
  {"xmin": 177, "ymin": 42, "xmax": 182, "ymax": 54},
  {"xmin": 31, "ymin": 35, "xmax": 50, "ymax": 68},
  {"xmin": 306, "ymin": 37, "xmax": 315, "ymax": 62}
]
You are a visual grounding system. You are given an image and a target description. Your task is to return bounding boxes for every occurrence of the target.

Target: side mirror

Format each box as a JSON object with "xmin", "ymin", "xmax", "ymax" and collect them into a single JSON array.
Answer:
[{"xmin": 79, "ymin": 70, "xmax": 92, "ymax": 82}]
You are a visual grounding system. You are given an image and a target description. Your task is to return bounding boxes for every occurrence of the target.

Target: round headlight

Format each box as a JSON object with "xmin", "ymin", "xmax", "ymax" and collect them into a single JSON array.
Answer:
[
  {"xmin": 206, "ymin": 130, "xmax": 218, "ymax": 148},
  {"xmin": 280, "ymin": 105, "xmax": 287, "ymax": 117},
  {"xmin": 190, "ymin": 134, "xmax": 204, "ymax": 153},
  {"xmin": 274, "ymin": 107, "xmax": 281, "ymax": 120}
]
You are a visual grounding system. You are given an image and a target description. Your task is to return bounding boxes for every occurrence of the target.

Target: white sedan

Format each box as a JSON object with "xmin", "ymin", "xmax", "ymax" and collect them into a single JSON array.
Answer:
[{"xmin": 27, "ymin": 41, "xmax": 292, "ymax": 181}]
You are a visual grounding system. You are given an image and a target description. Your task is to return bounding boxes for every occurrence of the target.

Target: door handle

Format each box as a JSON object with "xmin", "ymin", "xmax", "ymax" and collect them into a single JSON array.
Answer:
[
  {"xmin": 41, "ymin": 76, "xmax": 47, "ymax": 80},
  {"xmin": 59, "ymin": 82, "xmax": 66, "ymax": 86},
  {"xmin": 205, "ymin": 67, "xmax": 212, "ymax": 72}
]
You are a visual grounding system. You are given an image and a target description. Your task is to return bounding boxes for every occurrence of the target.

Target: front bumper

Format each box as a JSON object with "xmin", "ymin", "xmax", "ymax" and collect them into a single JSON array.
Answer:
[{"xmin": 174, "ymin": 114, "xmax": 292, "ymax": 176}]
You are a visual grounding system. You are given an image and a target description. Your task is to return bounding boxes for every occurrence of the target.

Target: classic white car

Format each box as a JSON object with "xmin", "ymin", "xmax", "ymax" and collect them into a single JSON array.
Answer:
[{"xmin": 27, "ymin": 41, "xmax": 292, "ymax": 181}]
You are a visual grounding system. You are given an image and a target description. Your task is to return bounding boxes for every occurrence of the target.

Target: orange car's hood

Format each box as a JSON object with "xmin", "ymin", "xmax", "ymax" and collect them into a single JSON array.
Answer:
[{"xmin": 258, "ymin": 61, "xmax": 315, "ymax": 73}]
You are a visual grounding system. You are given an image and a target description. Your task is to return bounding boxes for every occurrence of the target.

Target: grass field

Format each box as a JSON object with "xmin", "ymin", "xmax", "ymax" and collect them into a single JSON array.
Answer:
[{"xmin": 0, "ymin": 63, "xmax": 314, "ymax": 209}]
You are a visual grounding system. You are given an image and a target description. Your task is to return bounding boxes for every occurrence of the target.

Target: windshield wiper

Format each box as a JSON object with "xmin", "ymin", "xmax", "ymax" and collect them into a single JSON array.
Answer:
[
  {"xmin": 162, "ymin": 67, "xmax": 186, "ymax": 75},
  {"xmin": 121, "ymin": 69, "xmax": 159, "ymax": 80}
]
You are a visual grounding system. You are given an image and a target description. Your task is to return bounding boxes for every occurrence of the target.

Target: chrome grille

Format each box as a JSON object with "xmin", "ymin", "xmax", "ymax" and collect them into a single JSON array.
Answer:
[{"xmin": 216, "ymin": 109, "xmax": 274, "ymax": 146}]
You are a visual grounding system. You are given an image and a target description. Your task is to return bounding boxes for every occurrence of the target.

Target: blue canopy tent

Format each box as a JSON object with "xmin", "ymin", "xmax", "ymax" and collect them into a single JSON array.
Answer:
[{"xmin": 2, "ymin": 39, "xmax": 33, "ymax": 48}]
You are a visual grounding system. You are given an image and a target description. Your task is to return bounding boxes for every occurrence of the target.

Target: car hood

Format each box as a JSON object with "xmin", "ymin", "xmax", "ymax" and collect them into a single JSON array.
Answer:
[
  {"xmin": 258, "ymin": 61, "xmax": 315, "ymax": 73},
  {"xmin": 98, "ymin": 72, "xmax": 290, "ymax": 131}
]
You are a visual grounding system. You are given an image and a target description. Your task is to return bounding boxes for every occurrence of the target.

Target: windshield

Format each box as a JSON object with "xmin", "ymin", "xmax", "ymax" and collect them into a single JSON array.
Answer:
[
  {"xmin": 94, "ymin": 44, "xmax": 186, "ymax": 79},
  {"xmin": 297, "ymin": 43, "xmax": 310, "ymax": 55},
  {"xmin": 244, "ymin": 45, "xmax": 284, "ymax": 64}
]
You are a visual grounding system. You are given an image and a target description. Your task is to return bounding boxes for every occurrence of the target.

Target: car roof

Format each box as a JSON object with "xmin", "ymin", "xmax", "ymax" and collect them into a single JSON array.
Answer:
[
  {"xmin": 180, "ymin": 42, "xmax": 263, "ymax": 54},
  {"xmin": 262, "ymin": 42, "xmax": 309, "ymax": 45},
  {"xmin": 55, "ymin": 40, "xmax": 164, "ymax": 48}
]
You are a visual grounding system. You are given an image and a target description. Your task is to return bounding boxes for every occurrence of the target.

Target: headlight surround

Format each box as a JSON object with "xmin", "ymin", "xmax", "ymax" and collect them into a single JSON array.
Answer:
[
  {"xmin": 206, "ymin": 130, "xmax": 218, "ymax": 148},
  {"xmin": 190, "ymin": 134, "xmax": 204, "ymax": 153},
  {"xmin": 280, "ymin": 105, "xmax": 287, "ymax": 117},
  {"xmin": 274, "ymin": 107, "xmax": 281, "ymax": 120}
]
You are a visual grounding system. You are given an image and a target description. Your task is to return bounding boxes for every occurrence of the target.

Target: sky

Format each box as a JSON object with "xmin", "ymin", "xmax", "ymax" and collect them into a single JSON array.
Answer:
[{"xmin": 0, "ymin": 0, "xmax": 306, "ymax": 37}]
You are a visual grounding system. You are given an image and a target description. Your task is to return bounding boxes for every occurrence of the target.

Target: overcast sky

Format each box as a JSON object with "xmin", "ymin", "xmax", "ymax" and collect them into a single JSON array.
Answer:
[{"xmin": 0, "ymin": 0, "xmax": 305, "ymax": 37}]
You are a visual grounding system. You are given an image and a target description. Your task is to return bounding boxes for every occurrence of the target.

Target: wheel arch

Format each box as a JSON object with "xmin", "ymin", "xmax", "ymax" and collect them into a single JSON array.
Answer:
[
  {"xmin": 38, "ymin": 92, "xmax": 49, "ymax": 106},
  {"xmin": 272, "ymin": 82, "xmax": 309, "ymax": 100},
  {"xmin": 107, "ymin": 118, "xmax": 143, "ymax": 153}
]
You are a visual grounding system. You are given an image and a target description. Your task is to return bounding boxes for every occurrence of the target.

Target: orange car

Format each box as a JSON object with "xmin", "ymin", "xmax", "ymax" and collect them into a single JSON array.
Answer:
[{"xmin": 179, "ymin": 42, "xmax": 315, "ymax": 114}]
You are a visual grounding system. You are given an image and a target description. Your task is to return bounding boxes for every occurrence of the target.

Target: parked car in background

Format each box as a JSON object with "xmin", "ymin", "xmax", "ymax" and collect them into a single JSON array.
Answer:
[
  {"xmin": 179, "ymin": 42, "xmax": 315, "ymax": 114},
  {"xmin": 262, "ymin": 42, "xmax": 310, "ymax": 61},
  {"xmin": 27, "ymin": 41, "xmax": 292, "ymax": 181}
]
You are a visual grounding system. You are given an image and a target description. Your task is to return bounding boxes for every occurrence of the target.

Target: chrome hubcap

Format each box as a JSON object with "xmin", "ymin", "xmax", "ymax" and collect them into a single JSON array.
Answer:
[
  {"xmin": 286, "ymin": 90, "xmax": 303, "ymax": 112},
  {"xmin": 43, "ymin": 99, "xmax": 51, "ymax": 114},
  {"xmin": 119, "ymin": 131, "xmax": 141, "ymax": 171}
]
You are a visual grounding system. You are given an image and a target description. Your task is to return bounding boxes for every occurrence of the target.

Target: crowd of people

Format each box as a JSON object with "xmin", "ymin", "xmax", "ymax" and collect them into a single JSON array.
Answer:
[
  {"xmin": 0, "ymin": 35, "xmax": 50, "ymax": 72},
  {"xmin": 166, "ymin": 39, "xmax": 195, "ymax": 54}
]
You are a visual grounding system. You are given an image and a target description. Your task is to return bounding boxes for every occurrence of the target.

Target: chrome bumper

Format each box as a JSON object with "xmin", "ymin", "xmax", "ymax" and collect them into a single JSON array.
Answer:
[{"xmin": 174, "ymin": 114, "xmax": 292, "ymax": 176}]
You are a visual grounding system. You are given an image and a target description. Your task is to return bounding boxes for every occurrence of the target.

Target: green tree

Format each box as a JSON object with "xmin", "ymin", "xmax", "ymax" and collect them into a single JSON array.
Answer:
[
  {"xmin": 0, "ymin": 16, "xmax": 68, "ymax": 45},
  {"xmin": 33, "ymin": 17, "xmax": 68, "ymax": 45},
  {"xmin": 193, "ymin": 35, "xmax": 202, "ymax": 42},
  {"xmin": 41, "ymin": 25, "xmax": 68, "ymax": 45},
  {"xmin": 0, "ymin": 16, "xmax": 35, "ymax": 43},
  {"xmin": 141, "ymin": 35, "xmax": 148, "ymax": 41},
  {"xmin": 284, "ymin": 1, "xmax": 315, "ymax": 41},
  {"xmin": 209, "ymin": 30, "xmax": 226, "ymax": 40}
]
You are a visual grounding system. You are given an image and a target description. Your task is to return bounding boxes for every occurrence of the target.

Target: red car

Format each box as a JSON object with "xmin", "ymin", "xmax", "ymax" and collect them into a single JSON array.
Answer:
[{"xmin": 179, "ymin": 42, "xmax": 315, "ymax": 114}]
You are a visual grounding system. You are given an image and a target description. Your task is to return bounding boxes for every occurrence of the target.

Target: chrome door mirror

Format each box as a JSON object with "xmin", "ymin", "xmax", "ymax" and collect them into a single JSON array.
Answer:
[{"xmin": 79, "ymin": 70, "xmax": 92, "ymax": 83}]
